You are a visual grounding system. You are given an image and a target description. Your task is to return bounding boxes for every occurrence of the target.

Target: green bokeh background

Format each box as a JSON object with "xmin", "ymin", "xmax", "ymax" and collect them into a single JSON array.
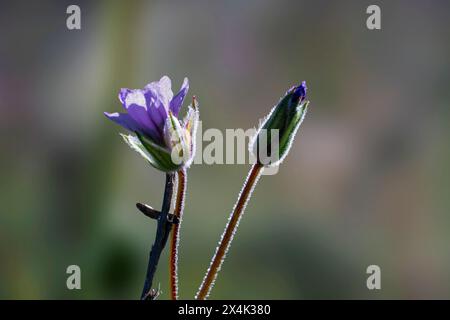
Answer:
[{"xmin": 1, "ymin": 0, "xmax": 449, "ymax": 299}]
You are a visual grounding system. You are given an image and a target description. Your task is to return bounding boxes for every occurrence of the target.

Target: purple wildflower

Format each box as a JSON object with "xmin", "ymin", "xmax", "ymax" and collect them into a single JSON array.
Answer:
[
  {"xmin": 104, "ymin": 76, "xmax": 189, "ymax": 145},
  {"xmin": 104, "ymin": 76, "xmax": 199, "ymax": 171}
]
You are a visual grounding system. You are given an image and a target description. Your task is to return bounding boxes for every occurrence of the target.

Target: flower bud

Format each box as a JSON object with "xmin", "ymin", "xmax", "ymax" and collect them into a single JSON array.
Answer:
[{"xmin": 250, "ymin": 81, "xmax": 309, "ymax": 167}]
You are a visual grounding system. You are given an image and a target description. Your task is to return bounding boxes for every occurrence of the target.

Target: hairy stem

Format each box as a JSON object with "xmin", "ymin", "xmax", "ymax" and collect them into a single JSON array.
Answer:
[
  {"xmin": 141, "ymin": 172, "xmax": 175, "ymax": 300},
  {"xmin": 169, "ymin": 169, "xmax": 187, "ymax": 300},
  {"xmin": 196, "ymin": 163, "xmax": 264, "ymax": 299}
]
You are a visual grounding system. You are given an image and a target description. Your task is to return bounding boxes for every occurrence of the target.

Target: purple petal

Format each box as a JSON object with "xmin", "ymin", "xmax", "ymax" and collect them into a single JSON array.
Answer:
[
  {"xmin": 156, "ymin": 76, "xmax": 173, "ymax": 105},
  {"xmin": 144, "ymin": 76, "xmax": 173, "ymax": 132},
  {"xmin": 104, "ymin": 112, "xmax": 140, "ymax": 132},
  {"xmin": 143, "ymin": 88, "xmax": 167, "ymax": 132},
  {"xmin": 144, "ymin": 76, "xmax": 173, "ymax": 109},
  {"xmin": 120, "ymin": 89, "xmax": 162, "ymax": 142},
  {"xmin": 154, "ymin": 77, "xmax": 173, "ymax": 128},
  {"xmin": 118, "ymin": 88, "xmax": 132, "ymax": 107},
  {"xmin": 128, "ymin": 107, "xmax": 162, "ymax": 142},
  {"xmin": 170, "ymin": 77, "xmax": 189, "ymax": 116},
  {"xmin": 143, "ymin": 77, "xmax": 174, "ymax": 131}
]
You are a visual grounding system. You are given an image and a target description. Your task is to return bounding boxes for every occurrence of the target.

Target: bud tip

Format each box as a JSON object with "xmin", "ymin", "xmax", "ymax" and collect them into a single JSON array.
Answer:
[{"xmin": 292, "ymin": 81, "xmax": 307, "ymax": 101}]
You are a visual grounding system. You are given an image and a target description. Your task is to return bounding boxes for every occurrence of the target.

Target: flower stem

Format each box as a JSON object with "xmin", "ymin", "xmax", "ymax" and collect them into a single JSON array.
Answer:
[
  {"xmin": 196, "ymin": 163, "xmax": 264, "ymax": 300},
  {"xmin": 141, "ymin": 172, "xmax": 175, "ymax": 300},
  {"xmin": 169, "ymin": 169, "xmax": 187, "ymax": 300}
]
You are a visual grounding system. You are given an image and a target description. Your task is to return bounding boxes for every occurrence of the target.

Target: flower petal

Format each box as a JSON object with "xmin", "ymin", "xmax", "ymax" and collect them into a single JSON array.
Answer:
[
  {"xmin": 118, "ymin": 88, "xmax": 132, "ymax": 106},
  {"xmin": 143, "ymin": 76, "xmax": 174, "ymax": 132},
  {"xmin": 104, "ymin": 112, "xmax": 140, "ymax": 132},
  {"xmin": 143, "ymin": 88, "xmax": 167, "ymax": 133},
  {"xmin": 121, "ymin": 89, "xmax": 162, "ymax": 142},
  {"xmin": 157, "ymin": 75, "xmax": 174, "ymax": 105},
  {"xmin": 144, "ymin": 76, "xmax": 173, "ymax": 109},
  {"xmin": 170, "ymin": 77, "xmax": 189, "ymax": 116},
  {"xmin": 123, "ymin": 89, "xmax": 147, "ymax": 110}
]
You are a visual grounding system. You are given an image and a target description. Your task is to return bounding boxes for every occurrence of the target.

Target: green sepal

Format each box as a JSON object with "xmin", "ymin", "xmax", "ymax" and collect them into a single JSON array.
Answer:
[
  {"xmin": 278, "ymin": 101, "xmax": 309, "ymax": 163},
  {"xmin": 120, "ymin": 133, "xmax": 182, "ymax": 172}
]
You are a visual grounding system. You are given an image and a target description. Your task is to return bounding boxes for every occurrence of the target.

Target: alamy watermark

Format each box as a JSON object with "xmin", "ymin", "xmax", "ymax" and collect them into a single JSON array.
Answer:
[
  {"xmin": 66, "ymin": 265, "xmax": 81, "ymax": 290},
  {"xmin": 366, "ymin": 5, "xmax": 381, "ymax": 30},
  {"xmin": 169, "ymin": 121, "xmax": 281, "ymax": 175},
  {"xmin": 66, "ymin": 5, "xmax": 81, "ymax": 30},
  {"xmin": 366, "ymin": 265, "xmax": 381, "ymax": 290}
]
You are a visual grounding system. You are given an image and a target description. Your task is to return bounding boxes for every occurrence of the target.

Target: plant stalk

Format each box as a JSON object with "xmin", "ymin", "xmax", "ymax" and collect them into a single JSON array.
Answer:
[
  {"xmin": 141, "ymin": 172, "xmax": 175, "ymax": 300},
  {"xmin": 169, "ymin": 169, "xmax": 187, "ymax": 300},
  {"xmin": 196, "ymin": 163, "xmax": 263, "ymax": 299}
]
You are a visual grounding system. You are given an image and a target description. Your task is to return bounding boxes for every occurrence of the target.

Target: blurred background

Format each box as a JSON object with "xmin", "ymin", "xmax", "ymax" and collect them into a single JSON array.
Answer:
[{"xmin": 0, "ymin": 0, "xmax": 449, "ymax": 299}]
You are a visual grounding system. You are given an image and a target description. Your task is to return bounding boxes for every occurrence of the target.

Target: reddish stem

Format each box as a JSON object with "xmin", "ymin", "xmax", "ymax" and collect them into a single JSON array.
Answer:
[
  {"xmin": 169, "ymin": 169, "xmax": 187, "ymax": 300},
  {"xmin": 196, "ymin": 163, "xmax": 263, "ymax": 299}
]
